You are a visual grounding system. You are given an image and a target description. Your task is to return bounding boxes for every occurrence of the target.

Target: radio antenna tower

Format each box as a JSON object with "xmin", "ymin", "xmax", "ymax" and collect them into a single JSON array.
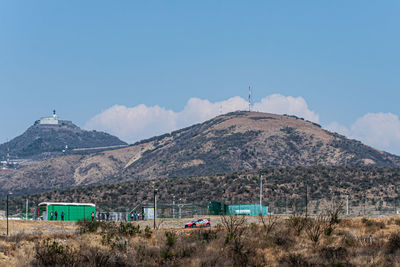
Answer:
[{"xmin": 248, "ymin": 86, "xmax": 252, "ymax": 112}]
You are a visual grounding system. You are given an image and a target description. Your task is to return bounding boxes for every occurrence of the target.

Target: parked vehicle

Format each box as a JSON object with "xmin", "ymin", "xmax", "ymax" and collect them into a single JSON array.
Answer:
[{"xmin": 184, "ymin": 218, "xmax": 211, "ymax": 228}]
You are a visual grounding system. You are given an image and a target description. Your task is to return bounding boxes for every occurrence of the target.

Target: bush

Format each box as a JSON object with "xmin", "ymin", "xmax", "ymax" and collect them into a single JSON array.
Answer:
[
  {"xmin": 190, "ymin": 229, "xmax": 218, "ymax": 243},
  {"xmin": 324, "ymin": 226, "xmax": 334, "ymax": 236},
  {"xmin": 144, "ymin": 226, "xmax": 153, "ymax": 238},
  {"xmin": 287, "ymin": 215, "xmax": 307, "ymax": 236},
  {"xmin": 361, "ymin": 218, "xmax": 385, "ymax": 229},
  {"xmin": 101, "ymin": 233, "xmax": 127, "ymax": 251},
  {"xmin": 119, "ymin": 222, "xmax": 141, "ymax": 236},
  {"xmin": 386, "ymin": 232, "xmax": 400, "ymax": 254},
  {"xmin": 78, "ymin": 246, "xmax": 112, "ymax": 266},
  {"xmin": 279, "ymin": 253, "xmax": 310, "ymax": 266},
  {"xmin": 319, "ymin": 246, "xmax": 348, "ymax": 263},
  {"xmin": 33, "ymin": 239, "xmax": 78, "ymax": 266},
  {"xmin": 305, "ymin": 216, "xmax": 328, "ymax": 244},
  {"xmin": 165, "ymin": 231, "xmax": 177, "ymax": 247},
  {"xmin": 77, "ymin": 220, "xmax": 103, "ymax": 234},
  {"xmin": 272, "ymin": 230, "xmax": 294, "ymax": 248}
]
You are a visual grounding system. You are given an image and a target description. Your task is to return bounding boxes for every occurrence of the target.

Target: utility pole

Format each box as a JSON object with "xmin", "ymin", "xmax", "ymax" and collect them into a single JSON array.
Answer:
[
  {"xmin": 178, "ymin": 199, "xmax": 183, "ymax": 219},
  {"xmin": 172, "ymin": 196, "xmax": 175, "ymax": 219},
  {"xmin": 26, "ymin": 199, "xmax": 28, "ymax": 220},
  {"xmin": 285, "ymin": 197, "xmax": 287, "ymax": 215},
  {"xmin": 260, "ymin": 174, "xmax": 263, "ymax": 215},
  {"xmin": 363, "ymin": 193, "xmax": 366, "ymax": 216},
  {"xmin": 153, "ymin": 189, "xmax": 157, "ymax": 229},
  {"xmin": 305, "ymin": 184, "xmax": 308, "ymax": 218},
  {"xmin": 7, "ymin": 192, "xmax": 12, "ymax": 236}
]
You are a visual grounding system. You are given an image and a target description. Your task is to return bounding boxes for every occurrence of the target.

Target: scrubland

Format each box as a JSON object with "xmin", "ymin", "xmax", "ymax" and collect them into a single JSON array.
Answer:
[{"xmin": 1, "ymin": 215, "xmax": 400, "ymax": 266}]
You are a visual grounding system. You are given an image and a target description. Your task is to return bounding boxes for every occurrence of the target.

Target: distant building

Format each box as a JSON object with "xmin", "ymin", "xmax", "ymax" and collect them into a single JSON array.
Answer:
[
  {"xmin": 39, "ymin": 110, "xmax": 59, "ymax": 125},
  {"xmin": 37, "ymin": 202, "xmax": 96, "ymax": 221},
  {"xmin": 208, "ymin": 201, "xmax": 268, "ymax": 216}
]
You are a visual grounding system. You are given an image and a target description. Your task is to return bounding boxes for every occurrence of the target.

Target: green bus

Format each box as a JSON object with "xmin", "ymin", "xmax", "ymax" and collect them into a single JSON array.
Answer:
[{"xmin": 38, "ymin": 202, "xmax": 96, "ymax": 221}]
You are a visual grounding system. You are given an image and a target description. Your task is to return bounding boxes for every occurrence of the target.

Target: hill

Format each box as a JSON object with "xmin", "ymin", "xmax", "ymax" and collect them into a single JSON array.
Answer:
[
  {"xmin": 1, "ymin": 111, "xmax": 400, "ymax": 197},
  {"xmin": 0, "ymin": 119, "xmax": 127, "ymax": 159},
  {"xmin": 5, "ymin": 166, "xmax": 400, "ymax": 215}
]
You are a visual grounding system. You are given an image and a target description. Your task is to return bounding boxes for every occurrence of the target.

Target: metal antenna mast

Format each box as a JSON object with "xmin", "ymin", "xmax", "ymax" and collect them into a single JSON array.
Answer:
[
  {"xmin": 248, "ymin": 86, "xmax": 251, "ymax": 112},
  {"xmin": 259, "ymin": 174, "xmax": 263, "ymax": 214}
]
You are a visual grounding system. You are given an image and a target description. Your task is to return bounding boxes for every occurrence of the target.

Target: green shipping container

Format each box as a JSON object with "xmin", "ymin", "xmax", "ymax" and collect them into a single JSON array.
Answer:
[
  {"xmin": 208, "ymin": 201, "xmax": 228, "ymax": 215},
  {"xmin": 38, "ymin": 202, "xmax": 96, "ymax": 221},
  {"xmin": 227, "ymin": 204, "xmax": 268, "ymax": 216}
]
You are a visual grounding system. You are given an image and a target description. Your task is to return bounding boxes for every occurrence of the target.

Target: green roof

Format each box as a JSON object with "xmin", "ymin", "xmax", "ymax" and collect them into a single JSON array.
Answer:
[{"xmin": 38, "ymin": 202, "xmax": 95, "ymax": 207}]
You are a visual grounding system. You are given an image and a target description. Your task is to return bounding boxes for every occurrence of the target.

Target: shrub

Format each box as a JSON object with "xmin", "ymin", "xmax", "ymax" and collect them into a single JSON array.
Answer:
[
  {"xmin": 144, "ymin": 226, "xmax": 153, "ymax": 238},
  {"xmin": 221, "ymin": 215, "xmax": 247, "ymax": 244},
  {"xmin": 259, "ymin": 214, "xmax": 278, "ymax": 237},
  {"xmin": 101, "ymin": 233, "xmax": 127, "ymax": 251},
  {"xmin": 272, "ymin": 230, "xmax": 294, "ymax": 248},
  {"xmin": 77, "ymin": 220, "xmax": 103, "ymax": 234},
  {"xmin": 305, "ymin": 216, "xmax": 328, "ymax": 244},
  {"xmin": 361, "ymin": 218, "xmax": 385, "ymax": 229},
  {"xmin": 220, "ymin": 215, "xmax": 250, "ymax": 266},
  {"xmin": 386, "ymin": 232, "xmax": 400, "ymax": 254},
  {"xmin": 119, "ymin": 222, "xmax": 141, "ymax": 236},
  {"xmin": 165, "ymin": 231, "xmax": 177, "ymax": 247},
  {"xmin": 327, "ymin": 202, "xmax": 343, "ymax": 225},
  {"xmin": 375, "ymin": 221, "xmax": 385, "ymax": 229},
  {"xmin": 324, "ymin": 226, "xmax": 334, "ymax": 236},
  {"xmin": 319, "ymin": 246, "xmax": 348, "ymax": 263},
  {"xmin": 279, "ymin": 253, "xmax": 310, "ymax": 266},
  {"xmin": 78, "ymin": 246, "xmax": 112, "ymax": 266},
  {"xmin": 191, "ymin": 229, "xmax": 218, "ymax": 243},
  {"xmin": 33, "ymin": 239, "xmax": 78, "ymax": 266},
  {"xmin": 288, "ymin": 215, "xmax": 307, "ymax": 236}
]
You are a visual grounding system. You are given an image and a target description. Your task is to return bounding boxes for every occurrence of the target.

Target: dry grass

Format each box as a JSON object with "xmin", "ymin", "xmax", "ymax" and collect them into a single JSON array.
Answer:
[
  {"xmin": 1, "ymin": 216, "xmax": 400, "ymax": 266},
  {"xmin": 0, "ymin": 220, "xmax": 77, "ymax": 236}
]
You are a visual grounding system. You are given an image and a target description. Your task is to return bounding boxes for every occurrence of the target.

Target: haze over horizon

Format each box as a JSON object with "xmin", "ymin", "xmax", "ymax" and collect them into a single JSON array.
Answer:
[{"xmin": 1, "ymin": 1, "xmax": 399, "ymax": 155}]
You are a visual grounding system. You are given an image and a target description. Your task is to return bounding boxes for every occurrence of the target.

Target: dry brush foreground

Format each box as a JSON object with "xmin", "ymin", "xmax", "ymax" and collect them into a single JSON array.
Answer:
[{"xmin": 1, "ymin": 216, "xmax": 400, "ymax": 266}]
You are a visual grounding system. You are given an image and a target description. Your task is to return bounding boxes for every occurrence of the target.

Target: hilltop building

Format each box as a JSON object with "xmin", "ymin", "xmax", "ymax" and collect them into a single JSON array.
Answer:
[{"xmin": 39, "ymin": 110, "xmax": 59, "ymax": 125}]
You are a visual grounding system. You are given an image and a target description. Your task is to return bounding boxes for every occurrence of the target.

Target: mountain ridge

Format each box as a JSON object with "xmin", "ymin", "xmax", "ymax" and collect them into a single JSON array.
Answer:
[
  {"xmin": 1, "ymin": 111, "xmax": 399, "ymax": 197},
  {"xmin": 0, "ymin": 119, "xmax": 127, "ymax": 160}
]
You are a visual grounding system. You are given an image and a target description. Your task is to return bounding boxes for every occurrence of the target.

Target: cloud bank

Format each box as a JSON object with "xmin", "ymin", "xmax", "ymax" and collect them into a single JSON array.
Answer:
[
  {"xmin": 85, "ymin": 94, "xmax": 319, "ymax": 143},
  {"xmin": 326, "ymin": 112, "xmax": 400, "ymax": 155},
  {"xmin": 85, "ymin": 95, "xmax": 400, "ymax": 155}
]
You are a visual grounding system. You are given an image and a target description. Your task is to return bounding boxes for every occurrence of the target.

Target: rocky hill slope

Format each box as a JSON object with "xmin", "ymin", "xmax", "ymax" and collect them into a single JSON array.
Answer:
[
  {"xmin": 5, "ymin": 166, "xmax": 400, "ymax": 215},
  {"xmin": 0, "ymin": 120, "xmax": 127, "ymax": 159},
  {"xmin": 1, "ymin": 111, "xmax": 400, "ymax": 197}
]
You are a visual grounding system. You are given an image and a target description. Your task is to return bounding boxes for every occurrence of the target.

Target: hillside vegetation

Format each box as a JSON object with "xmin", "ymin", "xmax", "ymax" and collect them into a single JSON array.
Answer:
[
  {"xmin": 5, "ymin": 166, "xmax": 400, "ymax": 216},
  {"xmin": 3, "ymin": 216, "xmax": 400, "ymax": 266},
  {"xmin": 0, "ymin": 120, "xmax": 126, "ymax": 159},
  {"xmin": 2, "ymin": 111, "xmax": 400, "ymax": 198}
]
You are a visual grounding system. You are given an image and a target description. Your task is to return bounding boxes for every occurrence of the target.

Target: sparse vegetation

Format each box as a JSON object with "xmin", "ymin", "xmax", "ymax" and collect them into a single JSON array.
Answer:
[
  {"xmin": 5, "ymin": 165, "xmax": 400, "ymax": 215},
  {"xmin": 2, "ymin": 216, "xmax": 400, "ymax": 266},
  {"xmin": 3, "ymin": 111, "xmax": 400, "ymax": 199}
]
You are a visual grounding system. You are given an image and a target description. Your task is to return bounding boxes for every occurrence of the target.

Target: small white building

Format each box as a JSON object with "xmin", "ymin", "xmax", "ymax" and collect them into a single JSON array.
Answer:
[{"xmin": 40, "ymin": 110, "xmax": 59, "ymax": 125}]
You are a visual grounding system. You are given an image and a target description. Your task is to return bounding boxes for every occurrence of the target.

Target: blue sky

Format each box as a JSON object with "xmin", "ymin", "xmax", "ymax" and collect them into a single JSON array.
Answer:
[{"xmin": 1, "ymin": 1, "xmax": 400, "ymax": 154}]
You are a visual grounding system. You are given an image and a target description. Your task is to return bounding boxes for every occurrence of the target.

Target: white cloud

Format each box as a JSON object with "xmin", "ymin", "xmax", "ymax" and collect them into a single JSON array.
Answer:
[
  {"xmin": 85, "ymin": 96, "xmax": 400, "ymax": 156},
  {"xmin": 326, "ymin": 113, "xmax": 400, "ymax": 155},
  {"xmin": 85, "ymin": 94, "xmax": 319, "ymax": 143},
  {"xmin": 325, "ymin": 122, "xmax": 350, "ymax": 137},
  {"xmin": 253, "ymin": 94, "xmax": 319, "ymax": 123}
]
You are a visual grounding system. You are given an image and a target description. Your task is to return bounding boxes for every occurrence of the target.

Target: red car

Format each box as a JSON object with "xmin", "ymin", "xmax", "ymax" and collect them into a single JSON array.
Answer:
[{"xmin": 184, "ymin": 218, "xmax": 211, "ymax": 228}]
